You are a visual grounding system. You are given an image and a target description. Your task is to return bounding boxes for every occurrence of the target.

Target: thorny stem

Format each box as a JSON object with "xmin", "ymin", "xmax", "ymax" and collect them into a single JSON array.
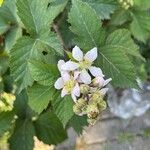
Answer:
[
  {"xmin": 53, "ymin": 23, "xmax": 67, "ymax": 50},
  {"xmin": 53, "ymin": 10, "xmax": 69, "ymax": 51}
]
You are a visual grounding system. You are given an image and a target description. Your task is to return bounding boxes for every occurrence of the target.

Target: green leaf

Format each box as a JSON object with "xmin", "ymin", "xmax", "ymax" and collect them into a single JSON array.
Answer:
[
  {"xmin": 0, "ymin": 52, "xmax": 9, "ymax": 76},
  {"xmin": 68, "ymin": 0, "xmax": 137, "ymax": 88},
  {"xmin": 52, "ymin": 93, "xmax": 74, "ymax": 127},
  {"xmin": 17, "ymin": 0, "xmax": 68, "ymax": 35},
  {"xmin": 14, "ymin": 90, "xmax": 33, "ymax": 118},
  {"xmin": 35, "ymin": 32, "xmax": 64, "ymax": 57},
  {"xmin": 109, "ymin": 9, "xmax": 131, "ymax": 26},
  {"xmin": 130, "ymin": 10, "xmax": 150, "ymax": 42},
  {"xmin": 5, "ymin": 26, "xmax": 22, "ymax": 51},
  {"xmin": 133, "ymin": 0, "xmax": 150, "ymax": 10},
  {"xmin": 48, "ymin": 0, "xmax": 69, "ymax": 25},
  {"xmin": 10, "ymin": 32, "xmax": 62, "ymax": 92},
  {"xmin": 34, "ymin": 111, "xmax": 67, "ymax": 145},
  {"xmin": 68, "ymin": 0, "xmax": 105, "ymax": 50},
  {"xmin": 69, "ymin": 115, "xmax": 87, "ymax": 135},
  {"xmin": 0, "ymin": 0, "xmax": 18, "ymax": 23},
  {"xmin": 97, "ymin": 29, "xmax": 138, "ymax": 88},
  {"xmin": 28, "ymin": 60, "xmax": 59, "ymax": 86},
  {"xmin": 0, "ymin": 111, "xmax": 14, "ymax": 136},
  {"xmin": 27, "ymin": 84, "xmax": 56, "ymax": 114},
  {"xmin": 10, "ymin": 37, "xmax": 35, "ymax": 92},
  {"xmin": 0, "ymin": 17, "xmax": 9, "ymax": 34},
  {"xmin": 16, "ymin": 0, "xmax": 49, "ymax": 35},
  {"xmin": 9, "ymin": 119, "xmax": 35, "ymax": 150},
  {"xmin": 104, "ymin": 29, "xmax": 144, "ymax": 60},
  {"xmin": 83, "ymin": 0, "xmax": 117, "ymax": 20}
]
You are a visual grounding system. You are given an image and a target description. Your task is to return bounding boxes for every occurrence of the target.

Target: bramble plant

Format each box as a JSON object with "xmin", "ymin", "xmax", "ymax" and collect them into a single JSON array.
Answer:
[{"xmin": 0, "ymin": 0, "xmax": 150, "ymax": 149}]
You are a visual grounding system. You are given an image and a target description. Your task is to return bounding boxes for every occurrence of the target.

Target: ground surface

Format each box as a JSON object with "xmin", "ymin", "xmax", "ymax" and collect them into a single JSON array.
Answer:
[{"xmin": 56, "ymin": 110, "xmax": 150, "ymax": 150}]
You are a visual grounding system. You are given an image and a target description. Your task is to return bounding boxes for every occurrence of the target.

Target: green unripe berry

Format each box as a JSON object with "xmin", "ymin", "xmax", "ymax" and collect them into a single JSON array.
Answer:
[
  {"xmin": 123, "ymin": 1, "xmax": 127, "ymax": 6},
  {"xmin": 118, "ymin": 0, "xmax": 134, "ymax": 9},
  {"xmin": 91, "ymin": 91, "xmax": 102, "ymax": 101},
  {"xmin": 73, "ymin": 104, "xmax": 82, "ymax": 115},
  {"xmin": 77, "ymin": 98, "xmax": 87, "ymax": 108},
  {"xmin": 80, "ymin": 84, "xmax": 90, "ymax": 94},
  {"xmin": 86, "ymin": 104, "xmax": 99, "ymax": 119},
  {"xmin": 98, "ymin": 100, "xmax": 107, "ymax": 112},
  {"xmin": 73, "ymin": 98, "xmax": 87, "ymax": 115}
]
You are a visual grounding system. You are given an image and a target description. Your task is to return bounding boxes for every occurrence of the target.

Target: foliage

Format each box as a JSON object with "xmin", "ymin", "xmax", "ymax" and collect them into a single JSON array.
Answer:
[{"xmin": 0, "ymin": 0, "xmax": 150, "ymax": 149}]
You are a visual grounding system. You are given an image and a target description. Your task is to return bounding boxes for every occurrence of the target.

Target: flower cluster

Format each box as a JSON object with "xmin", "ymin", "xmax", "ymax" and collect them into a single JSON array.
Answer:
[
  {"xmin": 118, "ymin": 0, "xmax": 133, "ymax": 9},
  {"xmin": 54, "ymin": 46, "xmax": 111, "ymax": 125},
  {"xmin": 0, "ymin": 0, "xmax": 3, "ymax": 7}
]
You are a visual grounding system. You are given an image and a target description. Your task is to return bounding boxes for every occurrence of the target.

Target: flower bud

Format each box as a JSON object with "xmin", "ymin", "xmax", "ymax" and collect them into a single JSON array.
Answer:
[
  {"xmin": 130, "ymin": 0, "xmax": 134, "ymax": 6},
  {"xmin": 73, "ymin": 104, "xmax": 82, "ymax": 115},
  {"xmin": 73, "ymin": 98, "xmax": 88, "ymax": 115},
  {"xmin": 92, "ymin": 77, "xmax": 104, "ymax": 87},
  {"xmin": 118, "ymin": 0, "xmax": 133, "ymax": 9},
  {"xmin": 77, "ymin": 98, "xmax": 87, "ymax": 113},
  {"xmin": 80, "ymin": 84, "xmax": 90, "ymax": 94},
  {"xmin": 91, "ymin": 91, "xmax": 102, "ymax": 101},
  {"xmin": 86, "ymin": 104, "xmax": 99, "ymax": 119},
  {"xmin": 98, "ymin": 100, "xmax": 107, "ymax": 112}
]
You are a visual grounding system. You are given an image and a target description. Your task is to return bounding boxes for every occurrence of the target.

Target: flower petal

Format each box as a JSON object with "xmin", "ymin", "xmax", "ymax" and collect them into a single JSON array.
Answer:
[
  {"xmin": 54, "ymin": 77, "xmax": 64, "ymax": 89},
  {"xmin": 61, "ymin": 88, "xmax": 68, "ymax": 97},
  {"xmin": 71, "ymin": 93, "xmax": 77, "ymax": 103},
  {"xmin": 74, "ymin": 70, "xmax": 80, "ymax": 80},
  {"xmin": 79, "ymin": 70, "xmax": 91, "ymax": 84},
  {"xmin": 61, "ymin": 61, "xmax": 79, "ymax": 71},
  {"xmin": 61, "ymin": 72, "xmax": 70, "ymax": 82},
  {"xmin": 100, "ymin": 88, "xmax": 109, "ymax": 95},
  {"xmin": 84, "ymin": 47, "xmax": 97, "ymax": 62},
  {"xmin": 72, "ymin": 46, "xmax": 83, "ymax": 61},
  {"xmin": 72, "ymin": 83, "xmax": 80, "ymax": 97},
  {"xmin": 57, "ymin": 60, "xmax": 65, "ymax": 71},
  {"xmin": 93, "ymin": 76, "xmax": 105, "ymax": 87},
  {"xmin": 103, "ymin": 78, "xmax": 112, "ymax": 86},
  {"xmin": 89, "ymin": 66, "xmax": 104, "ymax": 77}
]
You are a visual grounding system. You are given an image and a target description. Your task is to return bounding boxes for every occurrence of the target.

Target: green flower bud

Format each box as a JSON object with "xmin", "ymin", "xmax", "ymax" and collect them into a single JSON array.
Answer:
[
  {"xmin": 130, "ymin": 0, "xmax": 134, "ymax": 6},
  {"xmin": 98, "ymin": 100, "xmax": 107, "ymax": 112},
  {"xmin": 77, "ymin": 98, "xmax": 87, "ymax": 108},
  {"xmin": 124, "ymin": 5, "xmax": 129, "ymax": 9},
  {"xmin": 80, "ymin": 84, "xmax": 90, "ymax": 94},
  {"xmin": 86, "ymin": 104, "xmax": 99, "ymax": 119},
  {"xmin": 73, "ymin": 98, "xmax": 88, "ymax": 115},
  {"xmin": 73, "ymin": 104, "xmax": 82, "ymax": 115},
  {"xmin": 91, "ymin": 91, "xmax": 102, "ymax": 101},
  {"xmin": 118, "ymin": 0, "xmax": 133, "ymax": 9}
]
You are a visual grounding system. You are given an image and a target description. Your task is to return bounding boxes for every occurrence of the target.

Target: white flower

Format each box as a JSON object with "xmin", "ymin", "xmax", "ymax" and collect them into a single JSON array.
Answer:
[
  {"xmin": 61, "ymin": 46, "xmax": 104, "ymax": 84},
  {"xmin": 54, "ymin": 46, "xmax": 112, "ymax": 105},
  {"xmin": 54, "ymin": 69, "xmax": 80, "ymax": 102},
  {"xmin": 92, "ymin": 76, "xmax": 112, "ymax": 88}
]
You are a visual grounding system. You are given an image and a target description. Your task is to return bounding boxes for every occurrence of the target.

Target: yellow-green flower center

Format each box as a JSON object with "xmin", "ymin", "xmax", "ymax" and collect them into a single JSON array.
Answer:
[
  {"xmin": 79, "ymin": 59, "xmax": 92, "ymax": 69},
  {"xmin": 64, "ymin": 79, "xmax": 75, "ymax": 93}
]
